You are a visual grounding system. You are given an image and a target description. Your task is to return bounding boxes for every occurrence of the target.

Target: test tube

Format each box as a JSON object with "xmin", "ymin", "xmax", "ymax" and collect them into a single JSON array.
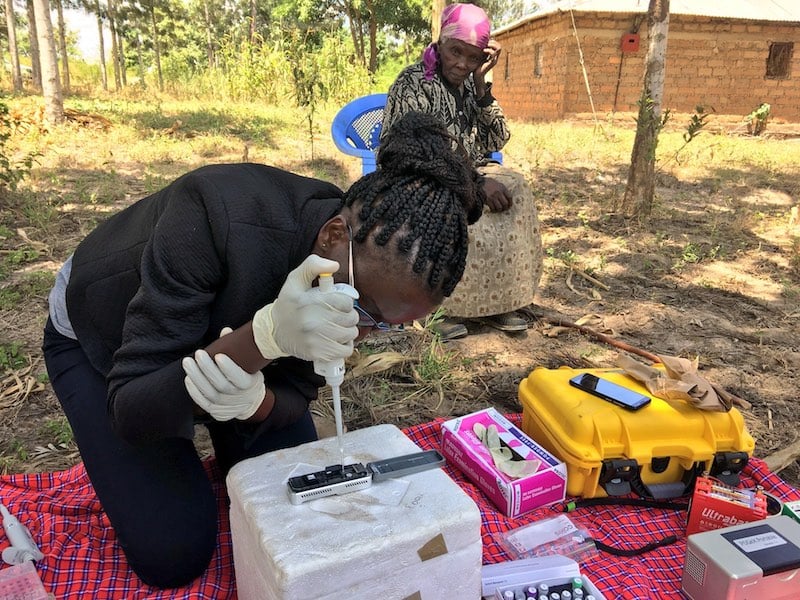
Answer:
[
  {"xmin": 538, "ymin": 583, "xmax": 549, "ymax": 595},
  {"xmin": 550, "ymin": 593, "xmax": 560, "ymax": 600},
  {"xmin": 586, "ymin": 596, "xmax": 597, "ymax": 600},
  {"xmin": 561, "ymin": 591, "xmax": 572, "ymax": 600},
  {"xmin": 503, "ymin": 591, "xmax": 515, "ymax": 600},
  {"xmin": 574, "ymin": 590, "xmax": 584, "ymax": 599},
  {"xmin": 572, "ymin": 577, "xmax": 583, "ymax": 590},
  {"xmin": 515, "ymin": 592, "xmax": 526, "ymax": 600}
]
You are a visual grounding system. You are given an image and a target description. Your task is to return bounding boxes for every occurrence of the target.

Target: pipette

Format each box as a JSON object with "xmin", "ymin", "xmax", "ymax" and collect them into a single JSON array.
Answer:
[
  {"xmin": 313, "ymin": 273, "xmax": 347, "ymax": 465},
  {"xmin": 0, "ymin": 503, "xmax": 44, "ymax": 563}
]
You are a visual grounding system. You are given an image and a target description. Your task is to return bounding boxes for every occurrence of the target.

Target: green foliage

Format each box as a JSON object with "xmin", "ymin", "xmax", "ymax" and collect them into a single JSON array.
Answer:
[
  {"xmin": 745, "ymin": 102, "xmax": 771, "ymax": 136},
  {"xmin": 0, "ymin": 268, "xmax": 53, "ymax": 310},
  {"xmin": 0, "ymin": 100, "xmax": 37, "ymax": 192},
  {"xmin": 481, "ymin": 0, "xmax": 537, "ymax": 29},
  {"xmin": 3, "ymin": 247, "xmax": 40, "ymax": 268},
  {"xmin": 683, "ymin": 105, "xmax": 713, "ymax": 143},
  {"xmin": 415, "ymin": 334, "xmax": 457, "ymax": 385},
  {"xmin": 0, "ymin": 342, "xmax": 28, "ymax": 371},
  {"xmin": 42, "ymin": 417, "xmax": 74, "ymax": 446},
  {"xmin": 546, "ymin": 247, "xmax": 578, "ymax": 266},
  {"xmin": 105, "ymin": 0, "xmax": 425, "ymax": 100},
  {"xmin": 187, "ymin": 34, "xmax": 292, "ymax": 103},
  {"xmin": 672, "ymin": 242, "xmax": 723, "ymax": 270},
  {"xmin": 315, "ymin": 32, "xmax": 373, "ymax": 105},
  {"xmin": 674, "ymin": 105, "xmax": 714, "ymax": 164},
  {"xmin": 636, "ymin": 96, "xmax": 670, "ymax": 135}
]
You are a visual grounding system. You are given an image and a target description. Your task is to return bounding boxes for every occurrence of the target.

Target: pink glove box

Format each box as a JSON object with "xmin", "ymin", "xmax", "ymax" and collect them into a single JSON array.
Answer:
[{"xmin": 441, "ymin": 408, "xmax": 567, "ymax": 517}]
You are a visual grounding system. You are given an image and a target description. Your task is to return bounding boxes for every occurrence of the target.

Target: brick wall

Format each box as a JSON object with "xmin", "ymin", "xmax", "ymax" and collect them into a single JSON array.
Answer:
[{"xmin": 493, "ymin": 12, "xmax": 800, "ymax": 122}]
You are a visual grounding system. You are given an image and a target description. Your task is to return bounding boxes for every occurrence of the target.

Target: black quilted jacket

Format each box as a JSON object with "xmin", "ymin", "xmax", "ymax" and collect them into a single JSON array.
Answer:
[{"xmin": 66, "ymin": 163, "xmax": 344, "ymax": 443}]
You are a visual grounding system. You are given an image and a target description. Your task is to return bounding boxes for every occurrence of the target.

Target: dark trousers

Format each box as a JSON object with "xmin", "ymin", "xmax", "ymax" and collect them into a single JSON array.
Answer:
[{"xmin": 42, "ymin": 319, "xmax": 317, "ymax": 589}]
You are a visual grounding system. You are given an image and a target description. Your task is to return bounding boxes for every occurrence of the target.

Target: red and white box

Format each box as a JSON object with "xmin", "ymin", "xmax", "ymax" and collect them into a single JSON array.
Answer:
[
  {"xmin": 685, "ymin": 475, "xmax": 768, "ymax": 535},
  {"xmin": 441, "ymin": 408, "xmax": 567, "ymax": 518}
]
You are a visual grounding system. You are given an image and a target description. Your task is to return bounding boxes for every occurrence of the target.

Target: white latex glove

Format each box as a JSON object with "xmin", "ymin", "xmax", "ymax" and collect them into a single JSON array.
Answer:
[
  {"xmin": 252, "ymin": 254, "xmax": 359, "ymax": 362},
  {"xmin": 182, "ymin": 346, "xmax": 265, "ymax": 421},
  {"xmin": 473, "ymin": 423, "xmax": 541, "ymax": 479}
]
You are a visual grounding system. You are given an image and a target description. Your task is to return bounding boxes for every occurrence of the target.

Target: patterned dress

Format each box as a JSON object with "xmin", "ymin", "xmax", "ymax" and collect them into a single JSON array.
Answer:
[{"xmin": 382, "ymin": 62, "xmax": 543, "ymax": 319}]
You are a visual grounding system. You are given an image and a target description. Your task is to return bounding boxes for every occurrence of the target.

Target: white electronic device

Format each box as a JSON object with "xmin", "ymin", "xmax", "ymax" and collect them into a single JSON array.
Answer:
[
  {"xmin": 286, "ymin": 450, "xmax": 446, "ymax": 505},
  {"xmin": 682, "ymin": 515, "xmax": 800, "ymax": 600}
]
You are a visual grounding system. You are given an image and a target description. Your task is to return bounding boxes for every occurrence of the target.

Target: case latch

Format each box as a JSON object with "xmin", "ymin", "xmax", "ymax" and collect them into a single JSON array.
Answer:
[
  {"xmin": 709, "ymin": 451, "xmax": 749, "ymax": 486},
  {"xmin": 599, "ymin": 458, "xmax": 639, "ymax": 496}
]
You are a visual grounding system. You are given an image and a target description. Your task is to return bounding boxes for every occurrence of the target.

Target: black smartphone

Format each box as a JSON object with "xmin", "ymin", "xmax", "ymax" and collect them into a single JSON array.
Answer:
[{"xmin": 569, "ymin": 373, "xmax": 651, "ymax": 410}]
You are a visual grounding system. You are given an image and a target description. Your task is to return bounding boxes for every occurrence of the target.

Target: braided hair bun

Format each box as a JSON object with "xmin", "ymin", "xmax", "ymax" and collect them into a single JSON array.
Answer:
[
  {"xmin": 343, "ymin": 111, "xmax": 487, "ymax": 297},
  {"xmin": 376, "ymin": 111, "xmax": 484, "ymax": 225}
]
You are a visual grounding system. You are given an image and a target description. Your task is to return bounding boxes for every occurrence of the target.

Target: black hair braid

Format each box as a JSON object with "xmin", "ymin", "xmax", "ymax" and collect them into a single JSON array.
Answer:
[{"xmin": 343, "ymin": 111, "xmax": 485, "ymax": 296}]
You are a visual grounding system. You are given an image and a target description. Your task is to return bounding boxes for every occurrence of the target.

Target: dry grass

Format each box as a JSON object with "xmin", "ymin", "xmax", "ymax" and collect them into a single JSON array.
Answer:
[{"xmin": 0, "ymin": 95, "xmax": 799, "ymax": 485}]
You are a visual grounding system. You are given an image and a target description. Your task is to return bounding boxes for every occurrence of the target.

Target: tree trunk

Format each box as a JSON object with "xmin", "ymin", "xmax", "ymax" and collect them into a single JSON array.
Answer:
[
  {"xmin": 248, "ymin": 0, "xmax": 256, "ymax": 44},
  {"xmin": 116, "ymin": 26, "xmax": 126, "ymax": 86},
  {"xmin": 366, "ymin": 0, "xmax": 377, "ymax": 74},
  {"xmin": 26, "ymin": 0, "xmax": 42, "ymax": 90},
  {"xmin": 621, "ymin": 0, "xmax": 670, "ymax": 220},
  {"xmin": 150, "ymin": 3, "xmax": 163, "ymax": 91},
  {"xmin": 96, "ymin": 0, "xmax": 107, "ymax": 91},
  {"xmin": 203, "ymin": 0, "xmax": 214, "ymax": 68},
  {"xmin": 136, "ymin": 33, "xmax": 146, "ymax": 87},
  {"xmin": 5, "ymin": 0, "xmax": 22, "ymax": 92},
  {"xmin": 431, "ymin": 0, "xmax": 445, "ymax": 41},
  {"xmin": 32, "ymin": 0, "xmax": 64, "ymax": 125},
  {"xmin": 54, "ymin": 0, "xmax": 70, "ymax": 94},
  {"xmin": 107, "ymin": 0, "xmax": 121, "ymax": 90},
  {"xmin": 344, "ymin": 3, "xmax": 365, "ymax": 67}
]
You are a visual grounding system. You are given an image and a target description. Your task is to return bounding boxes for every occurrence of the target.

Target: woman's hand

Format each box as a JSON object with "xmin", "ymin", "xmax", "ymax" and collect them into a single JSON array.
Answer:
[
  {"xmin": 475, "ymin": 40, "xmax": 502, "ymax": 81},
  {"xmin": 251, "ymin": 255, "xmax": 359, "ymax": 362},
  {"xmin": 482, "ymin": 177, "xmax": 513, "ymax": 212},
  {"xmin": 183, "ymin": 349, "xmax": 266, "ymax": 421}
]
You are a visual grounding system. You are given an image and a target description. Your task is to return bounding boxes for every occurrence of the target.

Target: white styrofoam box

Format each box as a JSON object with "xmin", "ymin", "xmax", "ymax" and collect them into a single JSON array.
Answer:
[{"xmin": 227, "ymin": 423, "xmax": 482, "ymax": 600}]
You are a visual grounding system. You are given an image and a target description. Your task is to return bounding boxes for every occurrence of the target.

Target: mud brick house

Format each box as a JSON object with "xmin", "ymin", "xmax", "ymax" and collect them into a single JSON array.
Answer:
[{"xmin": 491, "ymin": 0, "xmax": 800, "ymax": 122}]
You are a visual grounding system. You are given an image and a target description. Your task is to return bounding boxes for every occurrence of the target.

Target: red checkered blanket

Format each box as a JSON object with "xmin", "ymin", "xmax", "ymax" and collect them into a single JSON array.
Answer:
[
  {"xmin": 405, "ymin": 415, "xmax": 800, "ymax": 600},
  {"xmin": 0, "ymin": 415, "xmax": 798, "ymax": 599}
]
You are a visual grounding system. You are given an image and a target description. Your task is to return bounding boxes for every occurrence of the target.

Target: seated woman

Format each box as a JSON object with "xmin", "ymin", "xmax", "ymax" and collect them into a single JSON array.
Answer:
[
  {"xmin": 382, "ymin": 2, "xmax": 543, "ymax": 340},
  {"xmin": 42, "ymin": 112, "xmax": 484, "ymax": 589}
]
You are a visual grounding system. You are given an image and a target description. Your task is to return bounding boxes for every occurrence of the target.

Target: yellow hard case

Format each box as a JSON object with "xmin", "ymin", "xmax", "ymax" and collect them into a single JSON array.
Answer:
[{"xmin": 519, "ymin": 366, "xmax": 755, "ymax": 498}]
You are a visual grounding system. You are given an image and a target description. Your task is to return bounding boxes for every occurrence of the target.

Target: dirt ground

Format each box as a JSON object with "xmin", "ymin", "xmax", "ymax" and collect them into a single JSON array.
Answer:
[{"xmin": 0, "ymin": 127, "xmax": 799, "ymax": 493}]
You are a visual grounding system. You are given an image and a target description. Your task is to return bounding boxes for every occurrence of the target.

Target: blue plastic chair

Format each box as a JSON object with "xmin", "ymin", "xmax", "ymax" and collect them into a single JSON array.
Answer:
[
  {"xmin": 331, "ymin": 92, "xmax": 502, "ymax": 174},
  {"xmin": 331, "ymin": 93, "xmax": 388, "ymax": 175}
]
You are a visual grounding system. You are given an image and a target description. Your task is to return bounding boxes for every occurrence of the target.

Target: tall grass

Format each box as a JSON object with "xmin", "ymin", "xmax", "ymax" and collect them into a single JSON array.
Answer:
[{"xmin": 505, "ymin": 118, "xmax": 800, "ymax": 195}]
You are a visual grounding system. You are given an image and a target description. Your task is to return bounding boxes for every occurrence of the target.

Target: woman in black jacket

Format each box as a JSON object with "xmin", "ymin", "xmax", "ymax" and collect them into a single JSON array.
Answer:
[{"xmin": 42, "ymin": 112, "xmax": 484, "ymax": 588}]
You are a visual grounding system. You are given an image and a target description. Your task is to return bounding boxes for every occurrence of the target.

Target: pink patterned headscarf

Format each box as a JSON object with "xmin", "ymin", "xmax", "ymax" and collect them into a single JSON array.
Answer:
[{"xmin": 423, "ymin": 3, "xmax": 492, "ymax": 80}]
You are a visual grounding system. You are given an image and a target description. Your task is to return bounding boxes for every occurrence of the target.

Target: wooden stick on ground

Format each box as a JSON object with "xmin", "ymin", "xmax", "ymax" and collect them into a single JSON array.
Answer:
[
  {"xmin": 570, "ymin": 264, "xmax": 610, "ymax": 291},
  {"xmin": 532, "ymin": 311, "xmax": 661, "ymax": 364},
  {"xmin": 763, "ymin": 439, "xmax": 800, "ymax": 475}
]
